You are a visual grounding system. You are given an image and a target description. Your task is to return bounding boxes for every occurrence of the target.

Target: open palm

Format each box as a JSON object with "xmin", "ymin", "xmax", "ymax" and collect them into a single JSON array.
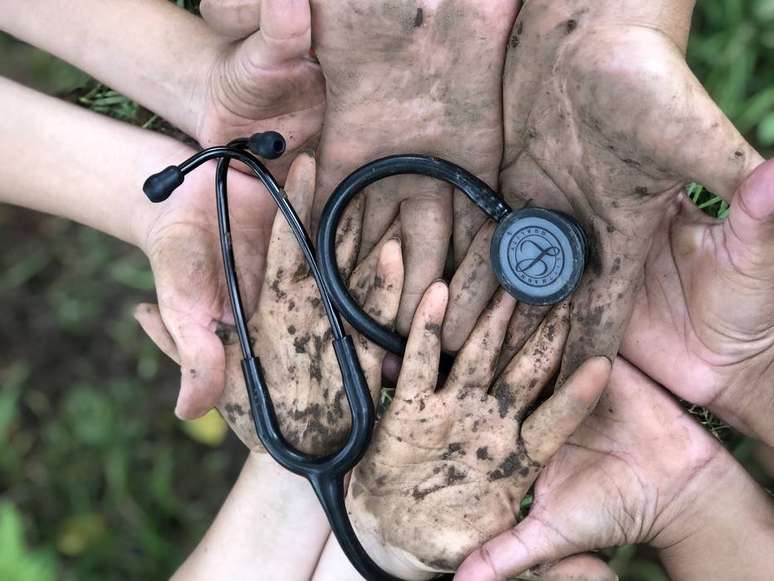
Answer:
[
  {"xmin": 495, "ymin": 0, "xmax": 761, "ymax": 384},
  {"xmin": 624, "ymin": 159, "xmax": 774, "ymax": 444}
]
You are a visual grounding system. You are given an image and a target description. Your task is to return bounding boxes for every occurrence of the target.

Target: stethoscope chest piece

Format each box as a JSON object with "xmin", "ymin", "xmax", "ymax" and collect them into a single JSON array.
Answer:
[{"xmin": 491, "ymin": 208, "xmax": 588, "ymax": 306}]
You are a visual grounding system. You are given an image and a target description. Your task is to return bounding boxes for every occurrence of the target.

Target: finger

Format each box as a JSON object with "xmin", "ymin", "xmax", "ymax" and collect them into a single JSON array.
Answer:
[
  {"xmin": 335, "ymin": 194, "xmax": 366, "ymax": 283},
  {"xmin": 522, "ymin": 357, "xmax": 611, "ymax": 465},
  {"xmin": 396, "ymin": 194, "xmax": 453, "ymax": 335},
  {"xmin": 455, "ymin": 515, "xmax": 579, "ymax": 581},
  {"xmin": 359, "ymin": 186, "xmax": 402, "ymax": 260},
  {"xmin": 597, "ymin": 38, "xmax": 763, "ymax": 200},
  {"xmin": 355, "ymin": 239, "xmax": 405, "ymax": 399},
  {"xmin": 166, "ymin": 317, "xmax": 228, "ymax": 420},
  {"xmin": 453, "ymin": 190, "xmax": 488, "ymax": 267},
  {"xmin": 447, "ymin": 290, "xmax": 517, "ymax": 396},
  {"xmin": 723, "ymin": 159, "xmax": 774, "ymax": 256},
  {"xmin": 661, "ymin": 63, "xmax": 763, "ymax": 200},
  {"xmin": 442, "ymin": 221, "xmax": 499, "ymax": 352},
  {"xmin": 348, "ymin": 215, "xmax": 401, "ymax": 306},
  {"xmin": 265, "ymin": 152, "xmax": 316, "ymax": 282},
  {"xmin": 134, "ymin": 303, "xmax": 181, "ymax": 365},
  {"xmin": 381, "ymin": 352, "xmax": 402, "ymax": 385},
  {"xmin": 497, "ymin": 303, "xmax": 552, "ymax": 375},
  {"xmin": 492, "ymin": 304, "xmax": 570, "ymax": 418},
  {"xmin": 394, "ymin": 282, "xmax": 449, "ymax": 401},
  {"xmin": 241, "ymin": 0, "xmax": 312, "ymax": 66},
  {"xmin": 200, "ymin": 0, "xmax": 261, "ymax": 39},
  {"xmin": 538, "ymin": 554, "xmax": 618, "ymax": 581}
]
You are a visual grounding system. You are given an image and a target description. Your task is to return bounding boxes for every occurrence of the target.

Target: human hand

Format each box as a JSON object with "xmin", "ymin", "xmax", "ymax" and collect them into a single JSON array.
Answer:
[
  {"xmin": 455, "ymin": 359, "xmax": 774, "ymax": 580},
  {"xmin": 623, "ymin": 159, "xmax": 774, "ymax": 444},
  {"xmin": 310, "ymin": 0, "xmax": 519, "ymax": 335},
  {"xmin": 211, "ymin": 154, "xmax": 403, "ymax": 454},
  {"xmin": 195, "ymin": 0, "xmax": 325, "ymax": 178},
  {"xmin": 346, "ymin": 283, "xmax": 611, "ymax": 579},
  {"xmin": 446, "ymin": 0, "xmax": 763, "ymax": 379},
  {"xmin": 134, "ymin": 153, "xmax": 276, "ymax": 419}
]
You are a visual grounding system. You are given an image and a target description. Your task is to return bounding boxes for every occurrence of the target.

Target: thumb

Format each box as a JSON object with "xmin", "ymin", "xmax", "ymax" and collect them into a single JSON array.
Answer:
[
  {"xmin": 200, "ymin": 0, "xmax": 261, "ymax": 39},
  {"xmin": 455, "ymin": 515, "xmax": 582, "ymax": 581},
  {"xmin": 723, "ymin": 158, "xmax": 774, "ymax": 255},
  {"xmin": 133, "ymin": 303, "xmax": 180, "ymax": 365},
  {"xmin": 241, "ymin": 0, "xmax": 312, "ymax": 66},
  {"xmin": 163, "ymin": 315, "xmax": 227, "ymax": 420}
]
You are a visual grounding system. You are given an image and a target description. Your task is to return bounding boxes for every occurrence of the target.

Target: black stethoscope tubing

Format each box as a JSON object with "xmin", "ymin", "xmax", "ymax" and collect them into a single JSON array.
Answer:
[{"xmin": 317, "ymin": 154, "xmax": 512, "ymax": 357}]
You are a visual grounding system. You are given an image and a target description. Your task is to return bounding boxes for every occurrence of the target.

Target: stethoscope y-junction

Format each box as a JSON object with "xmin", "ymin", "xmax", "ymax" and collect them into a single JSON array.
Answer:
[{"xmin": 144, "ymin": 131, "xmax": 588, "ymax": 581}]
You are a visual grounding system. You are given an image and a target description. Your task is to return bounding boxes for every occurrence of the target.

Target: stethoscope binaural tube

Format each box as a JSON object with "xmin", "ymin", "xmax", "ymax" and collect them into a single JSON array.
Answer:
[{"xmin": 317, "ymin": 155, "xmax": 589, "ymax": 358}]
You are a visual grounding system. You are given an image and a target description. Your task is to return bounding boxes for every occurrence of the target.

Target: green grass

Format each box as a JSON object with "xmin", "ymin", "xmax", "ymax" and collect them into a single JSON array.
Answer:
[{"xmin": 1, "ymin": 1, "xmax": 774, "ymax": 580}]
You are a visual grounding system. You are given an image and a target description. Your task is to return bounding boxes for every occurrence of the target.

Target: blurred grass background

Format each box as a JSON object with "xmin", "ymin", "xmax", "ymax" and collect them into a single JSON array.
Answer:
[{"xmin": 1, "ymin": 1, "xmax": 774, "ymax": 580}]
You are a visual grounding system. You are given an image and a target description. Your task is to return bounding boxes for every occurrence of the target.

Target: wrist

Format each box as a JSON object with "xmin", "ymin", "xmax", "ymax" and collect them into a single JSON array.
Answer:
[
  {"xmin": 347, "ymin": 490, "xmax": 436, "ymax": 581},
  {"xmin": 655, "ymin": 451, "xmax": 774, "ymax": 580}
]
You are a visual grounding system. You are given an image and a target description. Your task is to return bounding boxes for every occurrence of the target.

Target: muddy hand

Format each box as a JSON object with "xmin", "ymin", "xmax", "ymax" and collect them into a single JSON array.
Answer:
[
  {"xmin": 214, "ymin": 154, "xmax": 403, "ymax": 455},
  {"xmin": 445, "ymin": 0, "xmax": 761, "ymax": 382},
  {"xmin": 310, "ymin": 0, "xmax": 520, "ymax": 336},
  {"xmin": 456, "ymin": 359, "xmax": 773, "ymax": 580},
  {"xmin": 346, "ymin": 284, "xmax": 610, "ymax": 579}
]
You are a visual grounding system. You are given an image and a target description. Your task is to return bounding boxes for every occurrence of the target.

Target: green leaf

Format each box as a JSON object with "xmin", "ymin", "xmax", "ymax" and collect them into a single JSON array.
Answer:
[
  {"xmin": 757, "ymin": 112, "xmax": 774, "ymax": 145},
  {"xmin": 0, "ymin": 503, "xmax": 57, "ymax": 581}
]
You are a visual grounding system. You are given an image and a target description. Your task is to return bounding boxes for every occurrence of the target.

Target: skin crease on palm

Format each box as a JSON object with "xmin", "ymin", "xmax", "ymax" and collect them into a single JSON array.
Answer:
[
  {"xmin": 623, "ymin": 160, "xmax": 774, "ymax": 445},
  {"xmin": 456, "ymin": 358, "xmax": 774, "ymax": 580},
  {"xmin": 140, "ymin": 154, "xmax": 405, "ymax": 455},
  {"xmin": 310, "ymin": 0, "xmax": 521, "ymax": 335},
  {"xmin": 445, "ymin": 0, "xmax": 763, "ymax": 384},
  {"xmin": 346, "ymin": 284, "xmax": 611, "ymax": 579}
]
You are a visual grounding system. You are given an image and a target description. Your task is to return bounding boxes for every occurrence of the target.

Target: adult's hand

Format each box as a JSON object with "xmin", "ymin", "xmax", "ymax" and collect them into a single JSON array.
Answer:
[
  {"xmin": 623, "ymin": 159, "xmax": 774, "ymax": 444},
  {"xmin": 442, "ymin": 0, "xmax": 762, "ymax": 379},
  {"xmin": 310, "ymin": 0, "xmax": 519, "ymax": 336},
  {"xmin": 456, "ymin": 359, "xmax": 774, "ymax": 580}
]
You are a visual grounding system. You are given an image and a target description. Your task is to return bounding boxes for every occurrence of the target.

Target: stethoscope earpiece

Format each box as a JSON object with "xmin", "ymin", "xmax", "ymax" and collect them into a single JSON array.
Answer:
[
  {"xmin": 491, "ymin": 208, "xmax": 587, "ymax": 306},
  {"xmin": 248, "ymin": 131, "xmax": 286, "ymax": 160}
]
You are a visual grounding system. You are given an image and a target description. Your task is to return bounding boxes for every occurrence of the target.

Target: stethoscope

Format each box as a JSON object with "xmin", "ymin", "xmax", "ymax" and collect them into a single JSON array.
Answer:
[{"xmin": 144, "ymin": 131, "xmax": 588, "ymax": 581}]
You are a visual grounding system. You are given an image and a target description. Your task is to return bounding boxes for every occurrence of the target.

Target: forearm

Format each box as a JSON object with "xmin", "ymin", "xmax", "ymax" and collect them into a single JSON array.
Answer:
[
  {"xmin": 174, "ymin": 452, "xmax": 331, "ymax": 581},
  {"xmin": 0, "ymin": 76, "xmax": 186, "ymax": 246},
  {"xmin": 0, "ymin": 0, "xmax": 221, "ymax": 138},
  {"xmin": 657, "ymin": 457, "xmax": 774, "ymax": 580}
]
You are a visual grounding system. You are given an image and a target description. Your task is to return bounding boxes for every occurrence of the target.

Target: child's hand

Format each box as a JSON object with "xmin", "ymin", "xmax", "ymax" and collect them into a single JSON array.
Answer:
[
  {"xmin": 214, "ymin": 154, "xmax": 404, "ymax": 455},
  {"xmin": 346, "ymin": 284, "xmax": 610, "ymax": 578}
]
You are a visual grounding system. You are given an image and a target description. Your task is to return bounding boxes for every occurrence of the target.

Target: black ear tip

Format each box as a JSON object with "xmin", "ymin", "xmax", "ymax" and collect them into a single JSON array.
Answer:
[
  {"xmin": 248, "ymin": 131, "xmax": 286, "ymax": 160},
  {"xmin": 143, "ymin": 166, "xmax": 184, "ymax": 202}
]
